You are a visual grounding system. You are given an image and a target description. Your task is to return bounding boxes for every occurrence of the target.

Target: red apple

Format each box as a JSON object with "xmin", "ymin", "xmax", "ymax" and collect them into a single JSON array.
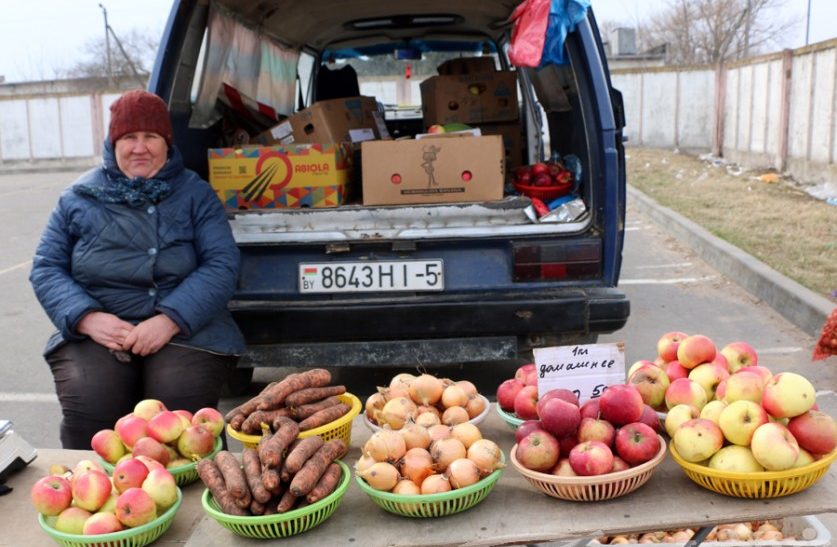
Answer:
[
  {"xmin": 177, "ymin": 425, "xmax": 216, "ymax": 460},
  {"xmin": 762, "ymin": 372, "xmax": 816, "ymax": 419},
  {"xmin": 513, "ymin": 385, "xmax": 539, "ymax": 420},
  {"xmin": 599, "ymin": 384, "xmax": 644, "ymax": 426},
  {"xmin": 676, "ymin": 334, "xmax": 716, "ymax": 369},
  {"xmin": 516, "ymin": 430, "xmax": 560, "ymax": 472},
  {"xmin": 133, "ymin": 399, "xmax": 167, "ymax": 421},
  {"xmin": 615, "ymin": 422, "xmax": 660, "ymax": 465},
  {"xmin": 514, "ymin": 363, "xmax": 535, "ymax": 382},
  {"xmin": 82, "ymin": 511, "xmax": 124, "ymax": 535},
  {"xmin": 53, "ymin": 506, "xmax": 92, "ymax": 535},
  {"xmin": 638, "ymin": 404, "xmax": 663, "ymax": 433},
  {"xmin": 577, "ymin": 417, "xmax": 615, "ymax": 447},
  {"xmin": 569, "ymin": 440, "xmax": 614, "ymax": 476},
  {"xmin": 657, "ymin": 331, "xmax": 689, "ymax": 362},
  {"xmin": 538, "ymin": 397, "xmax": 581, "ymax": 438},
  {"xmin": 147, "ymin": 411, "xmax": 185, "ymax": 444},
  {"xmin": 537, "ymin": 388, "xmax": 580, "ymax": 409},
  {"xmin": 664, "ymin": 360, "xmax": 690, "ymax": 382},
  {"xmin": 787, "ymin": 410, "xmax": 837, "ymax": 455},
  {"xmin": 497, "ymin": 378, "xmax": 525, "ymax": 412},
  {"xmin": 142, "ymin": 468, "xmax": 179, "ymax": 511},
  {"xmin": 711, "ymin": 352, "xmax": 729, "ymax": 372},
  {"xmin": 91, "ymin": 429, "xmax": 126, "ymax": 464},
  {"xmin": 132, "ymin": 436, "xmax": 170, "ymax": 466},
  {"xmin": 114, "ymin": 414, "xmax": 148, "ymax": 449},
  {"xmin": 514, "ymin": 420, "xmax": 545, "ymax": 444},
  {"xmin": 192, "ymin": 407, "xmax": 225, "ymax": 438},
  {"xmin": 71, "ymin": 470, "xmax": 112, "ymax": 512},
  {"xmin": 550, "ymin": 458, "xmax": 577, "ymax": 477},
  {"xmin": 529, "ymin": 162, "xmax": 549, "ymax": 177},
  {"xmin": 720, "ymin": 341, "xmax": 758, "ymax": 373},
  {"xmin": 172, "ymin": 409, "xmax": 194, "ymax": 429},
  {"xmin": 30, "ymin": 475, "xmax": 73, "ymax": 516},
  {"xmin": 738, "ymin": 365, "xmax": 773, "ymax": 385},
  {"xmin": 628, "ymin": 363, "xmax": 670, "ymax": 408},
  {"xmin": 115, "ymin": 487, "xmax": 158, "ymax": 528},
  {"xmin": 579, "ymin": 398, "xmax": 600, "ymax": 419},
  {"xmin": 558, "ymin": 435, "xmax": 579, "ymax": 456}
]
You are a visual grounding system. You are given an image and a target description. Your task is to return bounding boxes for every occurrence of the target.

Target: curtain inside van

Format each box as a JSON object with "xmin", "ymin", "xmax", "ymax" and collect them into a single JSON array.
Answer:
[{"xmin": 191, "ymin": 4, "xmax": 299, "ymax": 128}]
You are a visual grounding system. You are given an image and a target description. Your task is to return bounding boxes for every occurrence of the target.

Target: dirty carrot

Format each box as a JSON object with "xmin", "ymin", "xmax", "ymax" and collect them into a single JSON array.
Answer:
[
  {"xmin": 291, "ymin": 396, "xmax": 342, "ymax": 420},
  {"xmin": 297, "ymin": 403, "xmax": 350, "ymax": 431},
  {"xmin": 285, "ymin": 385, "xmax": 346, "ymax": 408},
  {"xmin": 289, "ymin": 439, "xmax": 346, "ymax": 496},
  {"xmin": 197, "ymin": 459, "xmax": 247, "ymax": 516},
  {"xmin": 280, "ymin": 436, "xmax": 324, "ymax": 482},
  {"xmin": 256, "ymin": 369, "xmax": 332, "ymax": 411},
  {"xmin": 214, "ymin": 451, "xmax": 249, "ymax": 501},
  {"xmin": 305, "ymin": 462, "xmax": 342, "ymax": 504},
  {"xmin": 259, "ymin": 417, "xmax": 299, "ymax": 468},
  {"xmin": 242, "ymin": 448, "xmax": 272, "ymax": 504}
]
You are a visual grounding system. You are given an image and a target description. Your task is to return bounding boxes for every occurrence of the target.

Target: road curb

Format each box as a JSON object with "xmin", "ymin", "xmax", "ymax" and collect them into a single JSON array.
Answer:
[{"xmin": 628, "ymin": 185, "xmax": 832, "ymax": 339}]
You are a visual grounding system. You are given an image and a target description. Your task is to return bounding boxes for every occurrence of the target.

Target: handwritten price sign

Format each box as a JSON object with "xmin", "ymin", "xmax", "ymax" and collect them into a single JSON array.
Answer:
[{"xmin": 533, "ymin": 342, "xmax": 626, "ymax": 403}]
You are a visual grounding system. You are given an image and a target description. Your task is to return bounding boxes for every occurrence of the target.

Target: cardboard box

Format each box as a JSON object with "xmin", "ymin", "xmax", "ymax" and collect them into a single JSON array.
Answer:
[
  {"xmin": 208, "ymin": 143, "xmax": 353, "ymax": 209},
  {"xmin": 421, "ymin": 71, "xmax": 519, "ymax": 125},
  {"xmin": 475, "ymin": 121, "xmax": 524, "ymax": 172},
  {"xmin": 437, "ymin": 57, "xmax": 496, "ymax": 75},
  {"xmin": 361, "ymin": 135, "xmax": 504, "ymax": 206},
  {"xmin": 253, "ymin": 96, "xmax": 389, "ymax": 146}
]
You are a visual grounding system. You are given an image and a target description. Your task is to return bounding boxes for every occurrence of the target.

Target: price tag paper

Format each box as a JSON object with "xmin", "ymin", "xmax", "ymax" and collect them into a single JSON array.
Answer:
[{"xmin": 533, "ymin": 343, "xmax": 626, "ymax": 403}]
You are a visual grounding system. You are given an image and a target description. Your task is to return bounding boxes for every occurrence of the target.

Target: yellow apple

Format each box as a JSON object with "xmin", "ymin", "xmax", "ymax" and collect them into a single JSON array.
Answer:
[
  {"xmin": 750, "ymin": 422, "xmax": 800, "ymax": 470},
  {"xmin": 699, "ymin": 400, "xmax": 727, "ymax": 425},
  {"xmin": 718, "ymin": 400, "xmax": 769, "ymax": 446},
  {"xmin": 673, "ymin": 418, "xmax": 724, "ymax": 463},
  {"xmin": 708, "ymin": 445, "xmax": 764, "ymax": 472},
  {"xmin": 665, "ymin": 404, "xmax": 700, "ymax": 438}
]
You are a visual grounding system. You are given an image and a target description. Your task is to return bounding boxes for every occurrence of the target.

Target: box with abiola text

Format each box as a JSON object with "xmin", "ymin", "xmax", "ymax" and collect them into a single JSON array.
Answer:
[
  {"xmin": 361, "ymin": 135, "xmax": 504, "ymax": 206},
  {"xmin": 208, "ymin": 143, "xmax": 352, "ymax": 209}
]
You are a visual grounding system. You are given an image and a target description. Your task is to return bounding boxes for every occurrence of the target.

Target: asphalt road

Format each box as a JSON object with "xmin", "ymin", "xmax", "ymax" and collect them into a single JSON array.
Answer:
[{"xmin": 1, "ymin": 168, "xmax": 833, "ymax": 453}]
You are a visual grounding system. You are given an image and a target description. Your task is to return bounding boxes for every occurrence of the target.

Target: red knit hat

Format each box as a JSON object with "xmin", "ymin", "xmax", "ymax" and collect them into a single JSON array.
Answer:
[{"xmin": 109, "ymin": 90, "xmax": 173, "ymax": 146}]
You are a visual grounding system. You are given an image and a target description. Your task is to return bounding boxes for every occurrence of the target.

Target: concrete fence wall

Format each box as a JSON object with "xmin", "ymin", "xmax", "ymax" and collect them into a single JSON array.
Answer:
[{"xmin": 611, "ymin": 38, "xmax": 837, "ymax": 184}]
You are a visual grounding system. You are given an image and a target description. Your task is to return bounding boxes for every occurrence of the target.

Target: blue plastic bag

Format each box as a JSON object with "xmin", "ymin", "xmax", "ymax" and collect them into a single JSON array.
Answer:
[{"xmin": 540, "ymin": 0, "xmax": 590, "ymax": 67}]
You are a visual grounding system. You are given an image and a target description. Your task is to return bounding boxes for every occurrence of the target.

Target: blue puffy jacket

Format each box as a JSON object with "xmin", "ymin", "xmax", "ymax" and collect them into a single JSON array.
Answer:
[{"xmin": 30, "ymin": 141, "xmax": 245, "ymax": 357}]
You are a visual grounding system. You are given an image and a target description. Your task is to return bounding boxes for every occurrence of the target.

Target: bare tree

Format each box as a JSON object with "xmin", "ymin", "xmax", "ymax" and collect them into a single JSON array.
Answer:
[
  {"xmin": 638, "ymin": 0, "xmax": 799, "ymax": 65},
  {"xmin": 58, "ymin": 28, "xmax": 160, "ymax": 83}
]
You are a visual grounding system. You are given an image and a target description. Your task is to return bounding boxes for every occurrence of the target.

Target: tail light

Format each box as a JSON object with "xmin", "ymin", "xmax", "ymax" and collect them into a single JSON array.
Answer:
[{"xmin": 513, "ymin": 239, "xmax": 602, "ymax": 281}]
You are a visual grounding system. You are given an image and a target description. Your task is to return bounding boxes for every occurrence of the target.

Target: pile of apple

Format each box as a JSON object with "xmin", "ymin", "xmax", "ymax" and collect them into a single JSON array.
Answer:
[
  {"xmin": 356, "ymin": 419, "xmax": 503, "ymax": 494},
  {"xmin": 31, "ymin": 457, "xmax": 178, "ymax": 535},
  {"xmin": 364, "ymin": 373, "xmax": 487, "ymax": 430},
  {"xmin": 514, "ymin": 162, "xmax": 573, "ymax": 188},
  {"xmin": 91, "ymin": 398, "xmax": 224, "ymax": 469},
  {"xmin": 511, "ymin": 380, "xmax": 662, "ymax": 477},
  {"xmin": 631, "ymin": 332, "xmax": 837, "ymax": 472}
]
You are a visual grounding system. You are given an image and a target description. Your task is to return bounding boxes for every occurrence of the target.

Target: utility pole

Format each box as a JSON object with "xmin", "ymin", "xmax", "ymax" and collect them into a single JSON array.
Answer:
[
  {"xmin": 805, "ymin": 0, "xmax": 812, "ymax": 45},
  {"xmin": 99, "ymin": 3, "xmax": 113, "ymax": 88},
  {"xmin": 742, "ymin": 0, "xmax": 751, "ymax": 58}
]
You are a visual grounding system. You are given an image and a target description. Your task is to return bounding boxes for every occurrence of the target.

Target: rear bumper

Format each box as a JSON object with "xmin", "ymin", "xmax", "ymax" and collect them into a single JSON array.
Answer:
[{"xmin": 230, "ymin": 287, "xmax": 629, "ymax": 345}]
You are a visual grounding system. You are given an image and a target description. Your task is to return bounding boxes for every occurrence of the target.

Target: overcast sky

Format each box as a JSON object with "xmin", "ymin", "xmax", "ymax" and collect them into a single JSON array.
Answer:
[{"xmin": 1, "ymin": 0, "xmax": 835, "ymax": 83}]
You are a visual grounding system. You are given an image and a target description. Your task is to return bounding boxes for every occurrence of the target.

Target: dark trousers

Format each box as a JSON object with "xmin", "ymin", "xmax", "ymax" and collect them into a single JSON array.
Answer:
[{"xmin": 47, "ymin": 339, "xmax": 237, "ymax": 449}]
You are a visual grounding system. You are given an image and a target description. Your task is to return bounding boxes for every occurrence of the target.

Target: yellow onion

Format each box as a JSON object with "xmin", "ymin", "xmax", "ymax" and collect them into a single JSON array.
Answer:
[
  {"xmin": 467, "ymin": 439, "xmax": 504, "ymax": 476},
  {"xmin": 441, "ymin": 405, "xmax": 470, "ymax": 426},
  {"xmin": 420, "ymin": 474, "xmax": 451, "ymax": 494},
  {"xmin": 450, "ymin": 422, "xmax": 482, "ymax": 449},
  {"xmin": 455, "ymin": 380, "xmax": 478, "ymax": 398},
  {"xmin": 400, "ymin": 422, "xmax": 431, "ymax": 450},
  {"xmin": 446, "ymin": 458, "xmax": 481, "ymax": 489},
  {"xmin": 409, "ymin": 374, "xmax": 443, "ymax": 406},
  {"xmin": 430, "ymin": 437, "xmax": 466, "ymax": 471},
  {"xmin": 354, "ymin": 453, "xmax": 377, "ymax": 474},
  {"xmin": 359, "ymin": 462, "xmax": 399, "ymax": 491},
  {"xmin": 365, "ymin": 392, "xmax": 386, "ymax": 424},
  {"xmin": 416, "ymin": 405, "xmax": 440, "ymax": 417},
  {"xmin": 389, "ymin": 373, "xmax": 416, "ymax": 392},
  {"xmin": 392, "ymin": 479, "xmax": 421, "ymax": 495},
  {"xmin": 415, "ymin": 411, "xmax": 441, "ymax": 428},
  {"xmin": 398, "ymin": 447, "xmax": 434, "ymax": 485},
  {"xmin": 465, "ymin": 394, "xmax": 487, "ymax": 419},
  {"xmin": 364, "ymin": 429, "xmax": 407, "ymax": 463},
  {"xmin": 379, "ymin": 396, "xmax": 418, "ymax": 430},
  {"xmin": 441, "ymin": 385, "xmax": 468, "ymax": 408},
  {"xmin": 427, "ymin": 424, "xmax": 451, "ymax": 442}
]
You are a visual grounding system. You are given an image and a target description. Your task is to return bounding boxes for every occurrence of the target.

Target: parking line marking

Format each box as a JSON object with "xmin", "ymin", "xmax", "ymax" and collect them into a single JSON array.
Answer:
[
  {"xmin": 0, "ymin": 392, "xmax": 58, "ymax": 403},
  {"xmin": 632, "ymin": 262, "xmax": 693, "ymax": 270},
  {"xmin": 619, "ymin": 276, "xmax": 716, "ymax": 285},
  {"xmin": 0, "ymin": 260, "xmax": 31, "ymax": 275},
  {"xmin": 758, "ymin": 347, "xmax": 803, "ymax": 355}
]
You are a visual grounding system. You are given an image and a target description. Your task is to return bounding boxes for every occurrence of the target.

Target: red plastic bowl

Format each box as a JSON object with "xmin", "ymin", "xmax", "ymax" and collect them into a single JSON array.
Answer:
[{"xmin": 513, "ymin": 180, "xmax": 573, "ymax": 201}]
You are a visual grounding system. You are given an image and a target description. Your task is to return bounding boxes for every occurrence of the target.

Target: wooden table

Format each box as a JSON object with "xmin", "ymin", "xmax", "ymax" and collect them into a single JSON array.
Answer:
[{"xmin": 3, "ymin": 395, "xmax": 836, "ymax": 547}]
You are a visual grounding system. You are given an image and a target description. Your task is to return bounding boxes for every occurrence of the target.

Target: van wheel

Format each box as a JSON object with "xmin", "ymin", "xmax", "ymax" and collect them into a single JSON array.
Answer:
[{"xmin": 223, "ymin": 367, "xmax": 254, "ymax": 397}]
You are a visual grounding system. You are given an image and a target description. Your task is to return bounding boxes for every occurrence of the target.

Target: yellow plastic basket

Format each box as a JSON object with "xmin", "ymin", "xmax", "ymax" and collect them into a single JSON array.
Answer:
[
  {"xmin": 201, "ymin": 460, "xmax": 350, "ymax": 539},
  {"xmin": 100, "ymin": 437, "xmax": 222, "ymax": 486},
  {"xmin": 510, "ymin": 436, "xmax": 667, "ymax": 502},
  {"xmin": 670, "ymin": 445, "xmax": 836, "ymax": 498},
  {"xmin": 227, "ymin": 393, "xmax": 361, "ymax": 454}
]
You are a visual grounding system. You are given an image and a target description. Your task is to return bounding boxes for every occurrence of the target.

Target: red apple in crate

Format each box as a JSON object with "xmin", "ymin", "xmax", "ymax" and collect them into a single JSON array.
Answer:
[
  {"xmin": 53, "ymin": 506, "xmax": 92, "ymax": 535},
  {"xmin": 711, "ymin": 352, "xmax": 729, "ymax": 372},
  {"xmin": 133, "ymin": 399, "xmax": 167, "ymax": 421},
  {"xmin": 533, "ymin": 173, "xmax": 552, "ymax": 187},
  {"xmin": 83, "ymin": 511, "xmax": 124, "ymax": 535},
  {"xmin": 551, "ymin": 458, "xmax": 576, "ymax": 477},
  {"xmin": 142, "ymin": 468, "xmax": 179, "ymax": 511},
  {"xmin": 537, "ymin": 388, "xmax": 580, "ymax": 408},
  {"xmin": 559, "ymin": 435, "xmax": 579, "ymax": 456},
  {"xmin": 672, "ymin": 418, "xmax": 724, "ymax": 463},
  {"xmin": 71, "ymin": 470, "xmax": 113, "ymax": 512},
  {"xmin": 514, "ymin": 363, "xmax": 535, "ymax": 382},
  {"xmin": 147, "ymin": 410, "xmax": 185, "ymax": 444},
  {"xmin": 579, "ymin": 398, "xmax": 600, "ymax": 419},
  {"xmin": 722, "ymin": 369, "xmax": 764, "ymax": 403},
  {"xmin": 664, "ymin": 377, "xmax": 708, "ymax": 410},
  {"xmin": 676, "ymin": 334, "xmax": 716, "ymax": 369},
  {"xmin": 192, "ymin": 407, "xmax": 225, "ymax": 438},
  {"xmin": 664, "ymin": 360, "xmax": 689, "ymax": 382},
  {"xmin": 615, "ymin": 422, "xmax": 660, "ymax": 465},
  {"xmin": 497, "ymin": 378, "xmax": 525, "ymax": 412},
  {"xmin": 750, "ymin": 422, "xmax": 800, "ymax": 470},
  {"xmin": 513, "ymin": 385, "xmax": 539, "ymax": 420},
  {"xmin": 761, "ymin": 372, "xmax": 816, "ymax": 419},
  {"xmin": 514, "ymin": 420, "xmax": 545, "ymax": 444},
  {"xmin": 718, "ymin": 400, "xmax": 768, "ymax": 446},
  {"xmin": 530, "ymin": 162, "xmax": 549, "ymax": 177},
  {"xmin": 569, "ymin": 440, "xmax": 614, "ymax": 476},
  {"xmin": 91, "ymin": 429, "xmax": 126, "ymax": 464},
  {"xmin": 173, "ymin": 409, "xmax": 193, "ymax": 429},
  {"xmin": 132, "ymin": 436, "xmax": 170, "ymax": 467},
  {"xmin": 577, "ymin": 417, "xmax": 615, "ymax": 447},
  {"xmin": 114, "ymin": 414, "xmax": 148, "ymax": 449},
  {"xmin": 177, "ymin": 424, "xmax": 216, "ymax": 459},
  {"xmin": 112, "ymin": 457, "xmax": 150, "ymax": 494},
  {"xmin": 539, "ymin": 397, "xmax": 581, "ymax": 438},
  {"xmin": 627, "ymin": 359, "xmax": 656, "ymax": 379},
  {"xmin": 134, "ymin": 455, "xmax": 166, "ymax": 472},
  {"xmin": 516, "ymin": 430, "xmax": 560, "ymax": 472},
  {"xmin": 638, "ymin": 404, "xmax": 662, "ymax": 433},
  {"xmin": 30, "ymin": 475, "xmax": 73, "ymax": 516},
  {"xmin": 657, "ymin": 331, "xmax": 688, "ymax": 362},
  {"xmin": 628, "ymin": 363, "xmax": 670, "ymax": 408},
  {"xmin": 599, "ymin": 384, "xmax": 644, "ymax": 426},
  {"xmin": 720, "ymin": 341, "xmax": 758, "ymax": 373},
  {"xmin": 611, "ymin": 456, "xmax": 630, "ymax": 472},
  {"xmin": 115, "ymin": 487, "xmax": 158, "ymax": 528},
  {"xmin": 787, "ymin": 410, "xmax": 837, "ymax": 455}
]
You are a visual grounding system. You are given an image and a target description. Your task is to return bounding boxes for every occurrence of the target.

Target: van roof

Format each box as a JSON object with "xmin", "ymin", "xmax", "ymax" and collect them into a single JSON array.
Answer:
[{"xmin": 213, "ymin": 0, "xmax": 518, "ymax": 51}]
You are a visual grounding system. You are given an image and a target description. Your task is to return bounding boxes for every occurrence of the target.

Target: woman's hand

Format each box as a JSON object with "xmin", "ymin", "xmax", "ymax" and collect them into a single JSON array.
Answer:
[
  {"xmin": 122, "ymin": 314, "xmax": 181, "ymax": 356},
  {"xmin": 77, "ymin": 311, "xmax": 135, "ymax": 351}
]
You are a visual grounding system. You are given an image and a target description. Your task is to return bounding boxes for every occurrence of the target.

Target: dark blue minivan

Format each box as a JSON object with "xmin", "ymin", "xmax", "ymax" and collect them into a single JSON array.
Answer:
[{"xmin": 149, "ymin": 0, "xmax": 629, "ymax": 387}]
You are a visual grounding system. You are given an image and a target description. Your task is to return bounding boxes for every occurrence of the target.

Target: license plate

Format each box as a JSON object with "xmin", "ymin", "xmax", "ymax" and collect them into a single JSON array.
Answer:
[{"xmin": 299, "ymin": 260, "xmax": 444, "ymax": 293}]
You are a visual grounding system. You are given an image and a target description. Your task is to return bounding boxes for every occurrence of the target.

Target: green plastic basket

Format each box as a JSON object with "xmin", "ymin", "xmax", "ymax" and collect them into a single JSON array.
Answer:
[
  {"xmin": 495, "ymin": 404, "xmax": 524, "ymax": 431},
  {"xmin": 201, "ymin": 459, "xmax": 350, "ymax": 538},
  {"xmin": 37, "ymin": 488, "xmax": 182, "ymax": 547},
  {"xmin": 100, "ymin": 436, "xmax": 222, "ymax": 487},
  {"xmin": 355, "ymin": 455, "xmax": 505, "ymax": 518}
]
